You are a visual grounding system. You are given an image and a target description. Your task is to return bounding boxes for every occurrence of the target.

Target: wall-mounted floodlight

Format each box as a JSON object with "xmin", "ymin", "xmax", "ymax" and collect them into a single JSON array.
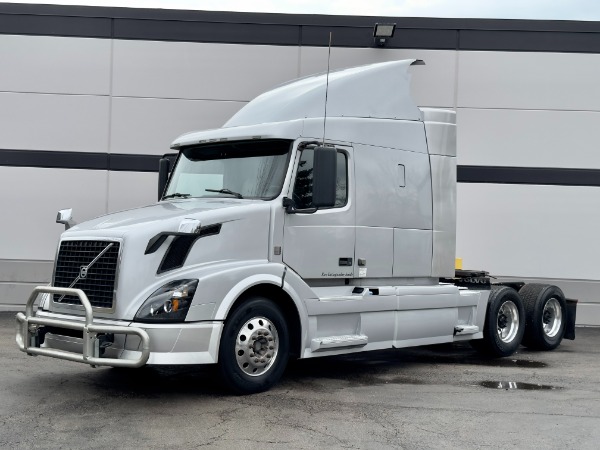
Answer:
[{"xmin": 373, "ymin": 23, "xmax": 396, "ymax": 47}]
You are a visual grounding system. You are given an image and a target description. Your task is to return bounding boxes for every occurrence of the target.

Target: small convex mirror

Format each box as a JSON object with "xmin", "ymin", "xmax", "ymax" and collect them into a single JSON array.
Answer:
[
  {"xmin": 312, "ymin": 146, "xmax": 337, "ymax": 208},
  {"xmin": 56, "ymin": 208, "xmax": 75, "ymax": 230},
  {"xmin": 178, "ymin": 218, "xmax": 201, "ymax": 234}
]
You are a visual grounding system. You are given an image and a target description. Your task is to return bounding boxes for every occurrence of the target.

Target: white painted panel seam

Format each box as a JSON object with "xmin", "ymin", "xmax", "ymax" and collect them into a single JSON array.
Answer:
[
  {"xmin": 457, "ymin": 106, "xmax": 600, "ymax": 113},
  {"xmin": 0, "ymin": 92, "xmax": 250, "ymax": 103},
  {"xmin": 497, "ymin": 276, "xmax": 600, "ymax": 283},
  {"xmin": 0, "ymin": 259, "xmax": 53, "ymax": 263},
  {"xmin": 112, "ymin": 96, "xmax": 249, "ymax": 103},
  {"xmin": 0, "ymin": 90, "xmax": 109, "ymax": 97}
]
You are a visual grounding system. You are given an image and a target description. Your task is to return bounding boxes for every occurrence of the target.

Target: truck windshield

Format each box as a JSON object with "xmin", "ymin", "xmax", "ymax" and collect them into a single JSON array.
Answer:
[{"xmin": 164, "ymin": 139, "xmax": 292, "ymax": 200}]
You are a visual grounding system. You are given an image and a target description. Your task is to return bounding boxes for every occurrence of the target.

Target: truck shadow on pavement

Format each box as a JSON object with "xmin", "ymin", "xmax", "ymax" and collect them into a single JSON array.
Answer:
[
  {"xmin": 281, "ymin": 343, "xmax": 548, "ymax": 391},
  {"xmin": 69, "ymin": 342, "xmax": 550, "ymax": 397},
  {"xmin": 12, "ymin": 339, "xmax": 559, "ymax": 400}
]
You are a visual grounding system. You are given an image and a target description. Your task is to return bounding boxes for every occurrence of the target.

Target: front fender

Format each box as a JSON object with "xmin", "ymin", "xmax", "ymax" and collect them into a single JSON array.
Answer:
[
  {"xmin": 125, "ymin": 260, "xmax": 314, "ymax": 352},
  {"xmin": 209, "ymin": 266, "xmax": 314, "ymax": 359},
  {"xmin": 183, "ymin": 260, "xmax": 314, "ymax": 323}
]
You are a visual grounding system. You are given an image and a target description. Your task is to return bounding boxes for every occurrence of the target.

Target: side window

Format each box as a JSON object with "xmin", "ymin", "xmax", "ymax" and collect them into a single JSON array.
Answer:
[{"xmin": 292, "ymin": 149, "xmax": 348, "ymax": 209}]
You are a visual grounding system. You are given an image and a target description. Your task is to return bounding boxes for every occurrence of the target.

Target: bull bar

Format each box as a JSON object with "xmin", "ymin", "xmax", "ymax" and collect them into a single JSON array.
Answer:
[{"xmin": 16, "ymin": 286, "xmax": 150, "ymax": 368}]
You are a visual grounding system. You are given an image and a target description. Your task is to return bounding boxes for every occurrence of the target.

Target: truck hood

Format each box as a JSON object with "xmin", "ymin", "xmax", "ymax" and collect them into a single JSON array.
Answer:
[
  {"xmin": 53, "ymin": 198, "xmax": 273, "ymax": 320},
  {"xmin": 65, "ymin": 198, "xmax": 267, "ymax": 236}
]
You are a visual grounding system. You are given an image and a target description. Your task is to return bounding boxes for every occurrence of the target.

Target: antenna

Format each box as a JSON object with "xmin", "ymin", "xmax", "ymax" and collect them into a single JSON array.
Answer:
[{"xmin": 322, "ymin": 32, "xmax": 332, "ymax": 146}]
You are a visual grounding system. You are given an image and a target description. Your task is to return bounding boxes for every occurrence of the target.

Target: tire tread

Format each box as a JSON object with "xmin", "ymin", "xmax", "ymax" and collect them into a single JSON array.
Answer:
[
  {"xmin": 218, "ymin": 297, "xmax": 289, "ymax": 394},
  {"xmin": 471, "ymin": 285, "xmax": 525, "ymax": 358},
  {"xmin": 519, "ymin": 283, "xmax": 566, "ymax": 351}
]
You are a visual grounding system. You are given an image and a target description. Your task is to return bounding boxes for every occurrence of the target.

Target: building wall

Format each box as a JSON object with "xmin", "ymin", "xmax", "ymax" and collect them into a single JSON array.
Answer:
[{"xmin": 0, "ymin": 4, "xmax": 599, "ymax": 324}]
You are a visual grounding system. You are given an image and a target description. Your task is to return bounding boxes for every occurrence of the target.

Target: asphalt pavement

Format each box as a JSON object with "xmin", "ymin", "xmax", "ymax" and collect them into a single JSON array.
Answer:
[{"xmin": 2, "ymin": 311, "xmax": 599, "ymax": 449}]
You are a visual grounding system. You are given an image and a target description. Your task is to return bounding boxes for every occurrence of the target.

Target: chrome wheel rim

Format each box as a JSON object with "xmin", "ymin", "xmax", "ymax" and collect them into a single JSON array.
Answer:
[
  {"xmin": 542, "ymin": 298, "xmax": 562, "ymax": 338},
  {"xmin": 235, "ymin": 316, "xmax": 279, "ymax": 377},
  {"xmin": 497, "ymin": 300, "xmax": 519, "ymax": 343}
]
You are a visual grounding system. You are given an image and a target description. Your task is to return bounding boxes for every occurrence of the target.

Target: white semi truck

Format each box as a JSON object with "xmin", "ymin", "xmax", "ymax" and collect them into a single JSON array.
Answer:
[{"xmin": 16, "ymin": 60, "xmax": 576, "ymax": 393}]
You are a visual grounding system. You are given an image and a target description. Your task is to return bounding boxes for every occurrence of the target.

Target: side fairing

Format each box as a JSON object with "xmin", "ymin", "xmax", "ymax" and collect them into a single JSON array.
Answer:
[{"xmin": 423, "ymin": 108, "xmax": 457, "ymax": 278}]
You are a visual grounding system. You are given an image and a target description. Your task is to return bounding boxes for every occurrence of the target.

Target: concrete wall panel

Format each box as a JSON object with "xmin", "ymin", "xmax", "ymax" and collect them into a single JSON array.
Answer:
[
  {"xmin": 0, "ymin": 92, "xmax": 109, "ymax": 152},
  {"xmin": 0, "ymin": 34, "xmax": 111, "ymax": 95},
  {"xmin": 0, "ymin": 166, "xmax": 108, "ymax": 260},
  {"xmin": 112, "ymin": 40, "xmax": 300, "ymax": 101},
  {"xmin": 457, "ymin": 108, "xmax": 600, "ymax": 169},
  {"xmin": 110, "ymin": 97, "xmax": 245, "ymax": 155},
  {"xmin": 0, "ymin": 282, "xmax": 44, "ymax": 310},
  {"xmin": 1, "ymin": 29, "xmax": 598, "ymax": 319},
  {"xmin": 456, "ymin": 183, "xmax": 600, "ymax": 281},
  {"xmin": 458, "ymin": 51, "xmax": 600, "ymax": 110},
  {"xmin": 107, "ymin": 171, "xmax": 157, "ymax": 213},
  {"xmin": 0, "ymin": 260, "xmax": 53, "ymax": 283}
]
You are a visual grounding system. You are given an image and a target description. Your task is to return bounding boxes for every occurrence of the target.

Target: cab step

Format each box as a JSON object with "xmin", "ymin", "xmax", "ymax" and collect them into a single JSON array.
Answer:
[
  {"xmin": 454, "ymin": 325, "xmax": 480, "ymax": 335},
  {"xmin": 311, "ymin": 334, "xmax": 368, "ymax": 352}
]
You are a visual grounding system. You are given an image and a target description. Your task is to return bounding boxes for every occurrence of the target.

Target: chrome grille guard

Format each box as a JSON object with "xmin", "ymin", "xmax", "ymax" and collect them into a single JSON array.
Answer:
[{"xmin": 16, "ymin": 286, "xmax": 150, "ymax": 368}]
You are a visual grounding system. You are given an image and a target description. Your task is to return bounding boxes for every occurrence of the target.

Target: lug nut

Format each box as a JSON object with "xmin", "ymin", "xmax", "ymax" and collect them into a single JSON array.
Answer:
[
  {"xmin": 254, "ymin": 358, "xmax": 259, "ymax": 363},
  {"xmin": 269, "ymin": 346, "xmax": 274, "ymax": 350},
  {"xmin": 268, "ymin": 337, "xmax": 273, "ymax": 341}
]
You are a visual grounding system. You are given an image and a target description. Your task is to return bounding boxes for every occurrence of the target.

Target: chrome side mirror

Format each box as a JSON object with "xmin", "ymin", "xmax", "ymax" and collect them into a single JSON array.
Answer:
[{"xmin": 56, "ymin": 208, "xmax": 75, "ymax": 230}]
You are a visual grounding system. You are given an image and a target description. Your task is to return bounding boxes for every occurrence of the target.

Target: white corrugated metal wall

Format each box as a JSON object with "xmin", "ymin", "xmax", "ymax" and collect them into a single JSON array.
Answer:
[{"xmin": 0, "ymin": 6, "xmax": 598, "ymax": 324}]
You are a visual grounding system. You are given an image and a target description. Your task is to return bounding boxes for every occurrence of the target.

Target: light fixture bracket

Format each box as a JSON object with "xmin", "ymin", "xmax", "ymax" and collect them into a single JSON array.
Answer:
[{"xmin": 373, "ymin": 23, "xmax": 397, "ymax": 47}]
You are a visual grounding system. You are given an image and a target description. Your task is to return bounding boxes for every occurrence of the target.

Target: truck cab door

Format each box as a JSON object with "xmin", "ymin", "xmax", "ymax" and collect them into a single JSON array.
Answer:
[{"xmin": 282, "ymin": 145, "xmax": 354, "ymax": 279}]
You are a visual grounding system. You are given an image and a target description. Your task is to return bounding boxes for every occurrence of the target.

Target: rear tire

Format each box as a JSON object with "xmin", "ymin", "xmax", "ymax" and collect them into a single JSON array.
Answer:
[
  {"xmin": 471, "ymin": 285, "xmax": 525, "ymax": 357},
  {"xmin": 218, "ymin": 297, "xmax": 289, "ymax": 394},
  {"xmin": 519, "ymin": 283, "xmax": 566, "ymax": 350}
]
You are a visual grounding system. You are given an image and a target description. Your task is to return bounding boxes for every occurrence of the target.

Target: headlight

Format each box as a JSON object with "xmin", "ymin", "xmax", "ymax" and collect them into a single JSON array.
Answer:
[{"xmin": 134, "ymin": 279, "xmax": 198, "ymax": 323}]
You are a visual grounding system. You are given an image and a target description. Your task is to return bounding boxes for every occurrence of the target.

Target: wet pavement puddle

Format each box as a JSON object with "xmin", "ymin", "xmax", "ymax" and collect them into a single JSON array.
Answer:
[{"xmin": 479, "ymin": 381, "xmax": 561, "ymax": 390}]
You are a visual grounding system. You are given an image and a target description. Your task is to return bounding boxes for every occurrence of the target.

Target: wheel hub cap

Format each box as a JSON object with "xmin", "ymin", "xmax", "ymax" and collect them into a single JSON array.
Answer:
[
  {"xmin": 498, "ymin": 314, "xmax": 508, "ymax": 329},
  {"xmin": 235, "ymin": 317, "xmax": 279, "ymax": 377},
  {"xmin": 497, "ymin": 300, "xmax": 519, "ymax": 343},
  {"xmin": 542, "ymin": 298, "xmax": 562, "ymax": 338}
]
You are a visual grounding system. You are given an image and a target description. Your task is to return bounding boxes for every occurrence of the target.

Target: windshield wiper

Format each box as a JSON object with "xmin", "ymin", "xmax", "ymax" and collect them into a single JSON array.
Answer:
[
  {"xmin": 162, "ymin": 192, "xmax": 191, "ymax": 200},
  {"xmin": 205, "ymin": 188, "xmax": 244, "ymax": 199}
]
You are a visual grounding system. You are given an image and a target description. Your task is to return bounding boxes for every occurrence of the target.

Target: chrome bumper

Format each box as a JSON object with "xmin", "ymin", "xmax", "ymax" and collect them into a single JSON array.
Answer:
[{"xmin": 16, "ymin": 286, "xmax": 150, "ymax": 368}]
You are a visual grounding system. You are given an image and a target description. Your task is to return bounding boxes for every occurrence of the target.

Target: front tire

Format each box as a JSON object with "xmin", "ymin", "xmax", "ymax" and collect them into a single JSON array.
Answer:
[
  {"xmin": 471, "ymin": 285, "xmax": 525, "ymax": 357},
  {"xmin": 218, "ymin": 297, "xmax": 289, "ymax": 394},
  {"xmin": 519, "ymin": 284, "xmax": 566, "ymax": 350}
]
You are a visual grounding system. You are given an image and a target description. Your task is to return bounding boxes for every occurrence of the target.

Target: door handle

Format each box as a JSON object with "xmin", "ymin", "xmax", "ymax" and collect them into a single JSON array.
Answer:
[{"xmin": 339, "ymin": 257, "xmax": 353, "ymax": 266}]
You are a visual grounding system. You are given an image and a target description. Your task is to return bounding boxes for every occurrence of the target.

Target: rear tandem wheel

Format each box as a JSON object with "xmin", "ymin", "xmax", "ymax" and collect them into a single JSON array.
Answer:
[
  {"xmin": 471, "ymin": 285, "xmax": 525, "ymax": 357},
  {"xmin": 519, "ymin": 283, "xmax": 567, "ymax": 351}
]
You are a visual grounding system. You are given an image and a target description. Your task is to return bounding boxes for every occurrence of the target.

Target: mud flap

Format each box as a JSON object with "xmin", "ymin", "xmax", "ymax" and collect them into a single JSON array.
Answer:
[{"xmin": 564, "ymin": 299, "xmax": 578, "ymax": 340}]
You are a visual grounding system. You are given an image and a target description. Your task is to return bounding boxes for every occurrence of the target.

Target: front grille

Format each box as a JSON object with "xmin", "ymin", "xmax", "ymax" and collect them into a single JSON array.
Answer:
[{"xmin": 53, "ymin": 240, "xmax": 120, "ymax": 309}]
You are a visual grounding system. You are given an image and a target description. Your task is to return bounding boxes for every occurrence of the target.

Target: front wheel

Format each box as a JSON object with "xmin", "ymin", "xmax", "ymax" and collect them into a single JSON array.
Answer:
[
  {"xmin": 471, "ymin": 285, "xmax": 525, "ymax": 357},
  {"xmin": 218, "ymin": 297, "xmax": 289, "ymax": 394}
]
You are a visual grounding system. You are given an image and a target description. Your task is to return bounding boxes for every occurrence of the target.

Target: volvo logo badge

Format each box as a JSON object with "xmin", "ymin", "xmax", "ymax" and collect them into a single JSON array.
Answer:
[{"xmin": 55, "ymin": 242, "xmax": 115, "ymax": 303}]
